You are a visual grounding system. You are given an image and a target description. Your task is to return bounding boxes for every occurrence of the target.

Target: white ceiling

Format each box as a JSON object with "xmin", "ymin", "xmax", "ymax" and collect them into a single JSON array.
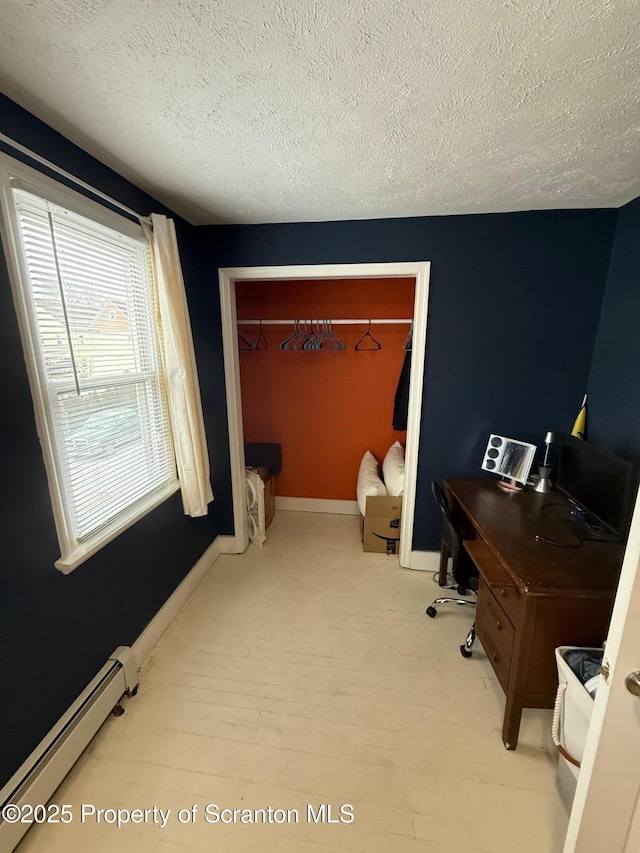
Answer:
[{"xmin": 0, "ymin": 0, "xmax": 638, "ymax": 225}]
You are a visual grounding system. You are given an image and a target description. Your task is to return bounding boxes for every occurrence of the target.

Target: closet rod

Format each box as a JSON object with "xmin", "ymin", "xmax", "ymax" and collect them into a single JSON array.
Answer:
[{"xmin": 237, "ymin": 318, "xmax": 412, "ymax": 325}]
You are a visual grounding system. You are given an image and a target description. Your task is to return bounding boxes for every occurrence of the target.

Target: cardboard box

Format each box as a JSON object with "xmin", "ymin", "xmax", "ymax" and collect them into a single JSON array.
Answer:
[{"xmin": 362, "ymin": 495, "xmax": 402, "ymax": 554}]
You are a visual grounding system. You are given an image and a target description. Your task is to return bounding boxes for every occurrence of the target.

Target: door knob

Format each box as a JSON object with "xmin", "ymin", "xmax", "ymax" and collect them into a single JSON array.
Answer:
[{"xmin": 625, "ymin": 671, "xmax": 640, "ymax": 697}]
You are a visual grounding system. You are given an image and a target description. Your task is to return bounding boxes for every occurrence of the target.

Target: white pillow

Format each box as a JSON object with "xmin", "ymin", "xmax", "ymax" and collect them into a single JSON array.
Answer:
[
  {"xmin": 383, "ymin": 441, "xmax": 405, "ymax": 496},
  {"xmin": 356, "ymin": 451, "xmax": 387, "ymax": 515}
]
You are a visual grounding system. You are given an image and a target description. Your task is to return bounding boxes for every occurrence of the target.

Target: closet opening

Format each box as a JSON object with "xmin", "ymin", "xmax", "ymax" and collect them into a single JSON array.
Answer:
[{"xmin": 219, "ymin": 262, "xmax": 431, "ymax": 568}]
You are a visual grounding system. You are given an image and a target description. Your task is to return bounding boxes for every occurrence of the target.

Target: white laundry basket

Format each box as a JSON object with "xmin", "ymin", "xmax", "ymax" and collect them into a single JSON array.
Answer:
[{"xmin": 553, "ymin": 646, "xmax": 602, "ymax": 810}]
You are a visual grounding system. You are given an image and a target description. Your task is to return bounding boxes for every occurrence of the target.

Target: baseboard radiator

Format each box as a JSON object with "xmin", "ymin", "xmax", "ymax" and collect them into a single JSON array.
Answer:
[{"xmin": 0, "ymin": 646, "xmax": 138, "ymax": 851}]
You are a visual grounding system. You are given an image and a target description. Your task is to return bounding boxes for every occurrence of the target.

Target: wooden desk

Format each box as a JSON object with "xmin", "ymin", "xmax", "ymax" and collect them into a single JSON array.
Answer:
[{"xmin": 444, "ymin": 478, "xmax": 624, "ymax": 749}]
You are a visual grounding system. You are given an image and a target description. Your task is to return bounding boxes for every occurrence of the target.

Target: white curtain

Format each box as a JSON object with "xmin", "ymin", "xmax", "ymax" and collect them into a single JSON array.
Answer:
[{"xmin": 142, "ymin": 213, "xmax": 213, "ymax": 516}]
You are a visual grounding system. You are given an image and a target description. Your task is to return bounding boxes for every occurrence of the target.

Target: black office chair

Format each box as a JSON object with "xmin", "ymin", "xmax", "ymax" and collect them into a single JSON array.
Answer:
[{"xmin": 426, "ymin": 481, "xmax": 479, "ymax": 658}]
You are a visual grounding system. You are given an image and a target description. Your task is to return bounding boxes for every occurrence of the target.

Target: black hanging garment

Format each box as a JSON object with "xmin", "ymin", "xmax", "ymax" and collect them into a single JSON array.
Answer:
[{"xmin": 392, "ymin": 350, "xmax": 411, "ymax": 431}]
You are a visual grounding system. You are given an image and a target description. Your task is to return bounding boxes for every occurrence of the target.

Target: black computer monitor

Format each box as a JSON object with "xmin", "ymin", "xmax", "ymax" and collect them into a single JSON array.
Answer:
[{"xmin": 556, "ymin": 434, "xmax": 635, "ymax": 541}]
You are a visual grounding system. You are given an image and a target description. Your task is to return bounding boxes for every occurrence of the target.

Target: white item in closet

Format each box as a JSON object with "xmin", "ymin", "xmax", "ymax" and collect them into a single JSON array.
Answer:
[
  {"xmin": 245, "ymin": 468, "xmax": 266, "ymax": 547},
  {"xmin": 383, "ymin": 441, "xmax": 405, "ymax": 496},
  {"xmin": 356, "ymin": 451, "xmax": 388, "ymax": 516}
]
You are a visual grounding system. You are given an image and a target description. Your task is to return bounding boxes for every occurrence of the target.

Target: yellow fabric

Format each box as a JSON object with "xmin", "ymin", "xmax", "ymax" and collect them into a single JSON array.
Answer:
[
  {"xmin": 142, "ymin": 214, "xmax": 214, "ymax": 516},
  {"xmin": 571, "ymin": 404, "xmax": 587, "ymax": 440}
]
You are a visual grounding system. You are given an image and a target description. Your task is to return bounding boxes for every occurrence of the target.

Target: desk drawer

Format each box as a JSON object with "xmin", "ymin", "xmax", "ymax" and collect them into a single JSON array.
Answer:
[
  {"xmin": 477, "ymin": 609, "xmax": 511, "ymax": 691},
  {"xmin": 477, "ymin": 579, "xmax": 515, "ymax": 691},
  {"xmin": 479, "ymin": 580, "xmax": 515, "ymax": 655},
  {"xmin": 465, "ymin": 541, "xmax": 520, "ymax": 625},
  {"xmin": 487, "ymin": 581, "xmax": 519, "ymax": 627}
]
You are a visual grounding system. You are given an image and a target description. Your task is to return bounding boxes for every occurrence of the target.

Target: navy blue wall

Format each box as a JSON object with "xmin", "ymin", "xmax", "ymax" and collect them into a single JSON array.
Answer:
[
  {"xmin": 0, "ymin": 95, "xmax": 230, "ymax": 786},
  {"xmin": 0, "ymin": 90, "xmax": 626, "ymax": 789},
  {"xmin": 200, "ymin": 210, "xmax": 617, "ymax": 550},
  {"xmin": 588, "ymin": 196, "xmax": 640, "ymax": 465}
]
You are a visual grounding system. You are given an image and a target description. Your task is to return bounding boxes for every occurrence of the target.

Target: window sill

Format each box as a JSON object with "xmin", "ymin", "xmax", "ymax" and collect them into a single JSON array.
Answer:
[{"xmin": 55, "ymin": 479, "xmax": 180, "ymax": 574}]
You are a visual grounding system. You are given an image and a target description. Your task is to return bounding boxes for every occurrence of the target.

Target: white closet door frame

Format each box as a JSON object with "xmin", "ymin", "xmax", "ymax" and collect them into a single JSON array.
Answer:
[{"xmin": 218, "ymin": 262, "xmax": 431, "ymax": 568}]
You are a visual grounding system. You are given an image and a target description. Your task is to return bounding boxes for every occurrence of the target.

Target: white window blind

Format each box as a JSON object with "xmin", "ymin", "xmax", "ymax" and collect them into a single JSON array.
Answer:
[{"xmin": 11, "ymin": 186, "xmax": 177, "ymax": 564}]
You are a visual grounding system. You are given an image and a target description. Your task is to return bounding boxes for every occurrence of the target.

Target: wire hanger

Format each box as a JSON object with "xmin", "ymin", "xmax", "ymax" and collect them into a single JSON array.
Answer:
[
  {"xmin": 332, "ymin": 321, "xmax": 346, "ymax": 350},
  {"xmin": 313, "ymin": 319, "xmax": 340, "ymax": 351},
  {"xmin": 355, "ymin": 319, "xmax": 382, "ymax": 351},
  {"xmin": 239, "ymin": 320, "xmax": 268, "ymax": 350},
  {"xmin": 293, "ymin": 320, "xmax": 311, "ymax": 350},
  {"xmin": 303, "ymin": 320, "xmax": 320, "ymax": 350},
  {"xmin": 280, "ymin": 319, "xmax": 300, "ymax": 350},
  {"xmin": 238, "ymin": 330, "xmax": 254, "ymax": 351},
  {"xmin": 311, "ymin": 320, "xmax": 329, "ymax": 350},
  {"xmin": 254, "ymin": 319, "xmax": 268, "ymax": 350}
]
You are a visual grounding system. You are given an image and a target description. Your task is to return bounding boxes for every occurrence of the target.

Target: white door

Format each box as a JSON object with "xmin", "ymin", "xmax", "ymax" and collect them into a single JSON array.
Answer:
[{"xmin": 564, "ymin": 487, "xmax": 640, "ymax": 852}]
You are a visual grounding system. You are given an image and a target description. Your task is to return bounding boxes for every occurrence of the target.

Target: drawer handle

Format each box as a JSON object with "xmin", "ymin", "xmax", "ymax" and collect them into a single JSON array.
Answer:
[
  {"xmin": 496, "ymin": 620, "xmax": 502, "ymax": 631},
  {"xmin": 499, "ymin": 588, "xmax": 508, "ymax": 597},
  {"xmin": 491, "ymin": 652, "xmax": 499, "ymax": 663}
]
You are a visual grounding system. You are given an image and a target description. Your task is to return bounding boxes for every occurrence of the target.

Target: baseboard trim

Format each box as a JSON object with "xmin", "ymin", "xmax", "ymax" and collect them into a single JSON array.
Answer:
[
  {"xmin": 132, "ymin": 537, "xmax": 222, "ymax": 668},
  {"xmin": 275, "ymin": 497, "xmax": 360, "ymax": 515},
  {"xmin": 407, "ymin": 550, "xmax": 440, "ymax": 571}
]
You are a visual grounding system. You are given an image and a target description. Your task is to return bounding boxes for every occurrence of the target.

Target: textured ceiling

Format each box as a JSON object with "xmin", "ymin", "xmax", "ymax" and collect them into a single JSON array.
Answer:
[{"xmin": 0, "ymin": 0, "xmax": 638, "ymax": 225}]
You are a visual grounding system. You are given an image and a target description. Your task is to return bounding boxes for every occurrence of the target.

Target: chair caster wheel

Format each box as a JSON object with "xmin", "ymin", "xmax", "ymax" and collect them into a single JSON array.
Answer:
[
  {"xmin": 426, "ymin": 606, "xmax": 437, "ymax": 618},
  {"xmin": 460, "ymin": 645, "xmax": 472, "ymax": 658},
  {"xmin": 457, "ymin": 585, "xmax": 468, "ymax": 595}
]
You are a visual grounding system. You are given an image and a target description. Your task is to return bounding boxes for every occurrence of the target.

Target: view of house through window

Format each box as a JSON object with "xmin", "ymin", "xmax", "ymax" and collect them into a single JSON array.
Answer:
[{"xmin": 1, "ymin": 170, "xmax": 178, "ymax": 569}]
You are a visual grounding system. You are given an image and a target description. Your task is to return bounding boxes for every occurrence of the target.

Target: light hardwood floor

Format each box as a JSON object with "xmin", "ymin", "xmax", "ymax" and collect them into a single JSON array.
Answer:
[{"xmin": 17, "ymin": 511, "xmax": 569, "ymax": 852}]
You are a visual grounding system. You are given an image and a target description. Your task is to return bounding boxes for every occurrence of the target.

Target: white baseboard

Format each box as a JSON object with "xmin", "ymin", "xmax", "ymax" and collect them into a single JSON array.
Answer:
[
  {"xmin": 132, "ymin": 537, "xmax": 222, "ymax": 668},
  {"xmin": 275, "ymin": 497, "xmax": 360, "ymax": 515},
  {"xmin": 407, "ymin": 550, "xmax": 440, "ymax": 571},
  {"xmin": 0, "ymin": 652, "xmax": 136, "ymax": 853}
]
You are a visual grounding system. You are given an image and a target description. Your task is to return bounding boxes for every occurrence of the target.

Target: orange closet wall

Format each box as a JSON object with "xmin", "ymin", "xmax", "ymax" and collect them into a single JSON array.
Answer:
[{"xmin": 236, "ymin": 278, "xmax": 415, "ymax": 501}]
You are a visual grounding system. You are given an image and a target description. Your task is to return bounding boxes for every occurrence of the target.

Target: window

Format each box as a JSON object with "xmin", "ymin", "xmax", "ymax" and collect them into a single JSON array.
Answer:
[{"xmin": 0, "ymin": 155, "xmax": 179, "ymax": 571}]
